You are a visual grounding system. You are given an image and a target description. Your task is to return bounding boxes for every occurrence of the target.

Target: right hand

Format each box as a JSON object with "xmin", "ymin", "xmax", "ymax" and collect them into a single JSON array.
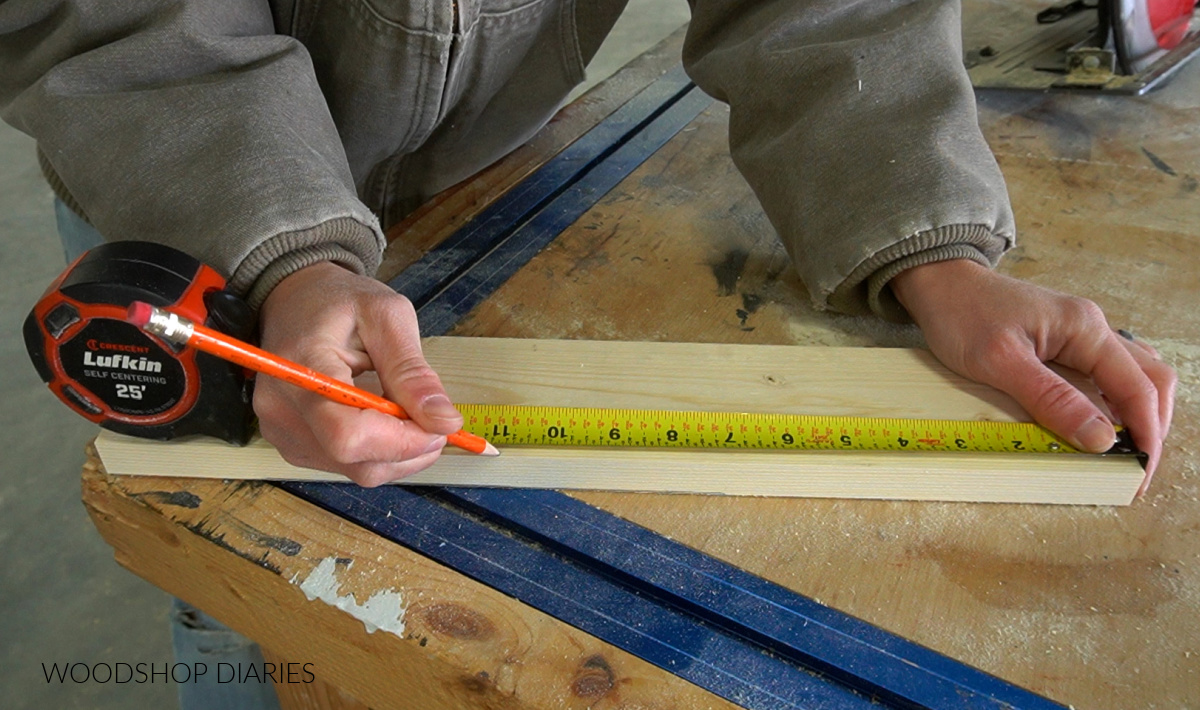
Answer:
[
  {"xmin": 891, "ymin": 259, "xmax": 1176, "ymax": 493},
  {"xmin": 254, "ymin": 261, "xmax": 462, "ymax": 486}
]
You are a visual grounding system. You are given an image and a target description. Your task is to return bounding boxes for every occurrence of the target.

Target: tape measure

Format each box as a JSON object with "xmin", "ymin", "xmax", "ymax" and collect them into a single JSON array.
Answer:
[
  {"xmin": 458, "ymin": 404, "xmax": 1138, "ymax": 456},
  {"xmin": 24, "ymin": 241, "xmax": 256, "ymax": 444}
]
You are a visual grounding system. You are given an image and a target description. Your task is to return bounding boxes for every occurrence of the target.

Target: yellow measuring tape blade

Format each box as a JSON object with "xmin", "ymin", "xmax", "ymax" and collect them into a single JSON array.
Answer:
[{"xmin": 457, "ymin": 404, "xmax": 1091, "ymax": 455}]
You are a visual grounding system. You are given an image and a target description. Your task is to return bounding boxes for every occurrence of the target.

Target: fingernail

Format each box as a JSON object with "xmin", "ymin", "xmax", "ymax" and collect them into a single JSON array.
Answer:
[
  {"xmin": 422, "ymin": 395, "xmax": 460, "ymax": 422},
  {"xmin": 422, "ymin": 437, "xmax": 446, "ymax": 455},
  {"xmin": 1073, "ymin": 417, "xmax": 1117, "ymax": 452}
]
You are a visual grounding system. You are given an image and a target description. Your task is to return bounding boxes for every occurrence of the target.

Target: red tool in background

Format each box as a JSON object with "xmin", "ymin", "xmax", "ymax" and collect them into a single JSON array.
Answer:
[
  {"xmin": 966, "ymin": 0, "xmax": 1200, "ymax": 93},
  {"xmin": 1110, "ymin": 0, "xmax": 1196, "ymax": 71}
]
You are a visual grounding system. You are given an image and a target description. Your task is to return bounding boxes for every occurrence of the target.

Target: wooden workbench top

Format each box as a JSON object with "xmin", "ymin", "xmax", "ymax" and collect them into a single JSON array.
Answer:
[{"xmin": 83, "ymin": 8, "xmax": 1200, "ymax": 709}]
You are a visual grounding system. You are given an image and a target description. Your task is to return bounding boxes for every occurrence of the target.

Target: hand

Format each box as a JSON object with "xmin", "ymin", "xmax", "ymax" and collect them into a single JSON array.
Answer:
[
  {"xmin": 255, "ymin": 262, "xmax": 463, "ymax": 486},
  {"xmin": 891, "ymin": 259, "xmax": 1176, "ymax": 494}
]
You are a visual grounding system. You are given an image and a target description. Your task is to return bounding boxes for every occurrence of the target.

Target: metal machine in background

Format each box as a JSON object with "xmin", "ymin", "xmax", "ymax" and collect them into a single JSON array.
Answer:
[{"xmin": 966, "ymin": 0, "xmax": 1200, "ymax": 93}]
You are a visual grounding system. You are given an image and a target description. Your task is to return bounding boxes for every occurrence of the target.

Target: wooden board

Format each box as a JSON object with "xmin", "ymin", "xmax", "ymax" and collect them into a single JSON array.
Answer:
[{"xmin": 94, "ymin": 338, "xmax": 1143, "ymax": 504}]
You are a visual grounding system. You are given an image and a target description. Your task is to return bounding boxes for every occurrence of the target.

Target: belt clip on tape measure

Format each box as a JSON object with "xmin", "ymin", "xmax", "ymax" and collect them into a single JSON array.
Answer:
[{"xmin": 24, "ymin": 241, "xmax": 256, "ymax": 445}]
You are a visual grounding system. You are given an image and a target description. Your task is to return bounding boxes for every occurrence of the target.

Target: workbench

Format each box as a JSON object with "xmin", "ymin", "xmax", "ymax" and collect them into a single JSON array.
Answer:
[{"xmin": 82, "ymin": 9, "xmax": 1200, "ymax": 709}]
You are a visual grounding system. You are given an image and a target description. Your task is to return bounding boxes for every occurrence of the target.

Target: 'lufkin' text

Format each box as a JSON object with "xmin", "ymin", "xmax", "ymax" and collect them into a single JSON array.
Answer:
[{"xmin": 83, "ymin": 351, "xmax": 163, "ymax": 373}]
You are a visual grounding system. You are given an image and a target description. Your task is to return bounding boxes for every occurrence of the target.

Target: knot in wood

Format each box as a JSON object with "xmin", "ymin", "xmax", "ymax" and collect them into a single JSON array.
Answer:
[
  {"xmin": 420, "ymin": 603, "xmax": 496, "ymax": 641},
  {"xmin": 570, "ymin": 654, "xmax": 616, "ymax": 698}
]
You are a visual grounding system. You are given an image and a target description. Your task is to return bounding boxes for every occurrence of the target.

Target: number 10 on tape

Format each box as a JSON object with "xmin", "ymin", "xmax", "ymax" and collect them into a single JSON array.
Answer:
[{"xmin": 455, "ymin": 404, "xmax": 1115, "ymax": 455}]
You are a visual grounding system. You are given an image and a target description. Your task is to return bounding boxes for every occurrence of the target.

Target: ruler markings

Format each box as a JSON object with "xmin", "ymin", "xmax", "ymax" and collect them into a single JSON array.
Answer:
[{"xmin": 456, "ymin": 404, "xmax": 1107, "ymax": 456}]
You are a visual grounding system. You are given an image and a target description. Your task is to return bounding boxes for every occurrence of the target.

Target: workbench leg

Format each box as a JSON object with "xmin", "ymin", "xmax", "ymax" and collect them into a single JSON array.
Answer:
[{"xmin": 262, "ymin": 648, "xmax": 371, "ymax": 710}]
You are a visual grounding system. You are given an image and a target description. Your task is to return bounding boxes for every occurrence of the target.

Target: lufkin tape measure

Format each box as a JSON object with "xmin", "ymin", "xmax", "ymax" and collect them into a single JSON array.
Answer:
[
  {"xmin": 456, "ymin": 405, "xmax": 1141, "ymax": 457},
  {"xmin": 24, "ymin": 241, "xmax": 256, "ymax": 445}
]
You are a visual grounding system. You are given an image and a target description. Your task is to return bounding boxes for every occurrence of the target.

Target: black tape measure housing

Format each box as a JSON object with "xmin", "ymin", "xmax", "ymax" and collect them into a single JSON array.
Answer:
[{"xmin": 24, "ymin": 242, "xmax": 255, "ymax": 445}]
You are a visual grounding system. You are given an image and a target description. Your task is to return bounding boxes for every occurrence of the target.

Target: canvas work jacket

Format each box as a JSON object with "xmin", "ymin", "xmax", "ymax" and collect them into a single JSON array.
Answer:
[{"xmin": 1, "ymin": 0, "xmax": 1015, "ymax": 320}]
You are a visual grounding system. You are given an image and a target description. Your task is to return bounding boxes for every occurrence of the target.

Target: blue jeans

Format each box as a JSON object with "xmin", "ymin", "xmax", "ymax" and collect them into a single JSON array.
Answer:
[{"xmin": 56, "ymin": 202, "xmax": 281, "ymax": 710}]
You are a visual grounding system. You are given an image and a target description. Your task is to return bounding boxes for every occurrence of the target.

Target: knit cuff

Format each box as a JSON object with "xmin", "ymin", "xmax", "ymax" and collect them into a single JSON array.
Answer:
[
  {"xmin": 230, "ymin": 217, "xmax": 382, "ymax": 310},
  {"xmin": 830, "ymin": 224, "xmax": 1008, "ymax": 323}
]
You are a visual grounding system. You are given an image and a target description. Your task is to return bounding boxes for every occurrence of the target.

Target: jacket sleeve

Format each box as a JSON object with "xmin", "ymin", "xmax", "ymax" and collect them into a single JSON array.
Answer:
[
  {"xmin": 0, "ymin": 0, "xmax": 384, "ymax": 309},
  {"xmin": 684, "ymin": 0, "xmax": 1015, "ymax": 321}
]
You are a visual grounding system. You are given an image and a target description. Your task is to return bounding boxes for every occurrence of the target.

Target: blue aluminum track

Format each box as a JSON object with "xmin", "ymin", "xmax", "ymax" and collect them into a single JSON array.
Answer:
[{"xmin": 278, "ymin": 67, "xmax": 1069, "ymax": 710}]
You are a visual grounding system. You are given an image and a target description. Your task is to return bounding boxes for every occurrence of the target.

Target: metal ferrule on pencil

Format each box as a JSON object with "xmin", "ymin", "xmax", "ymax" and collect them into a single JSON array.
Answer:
[{"xmin": 139, "ymin": 305, "xmax": 195, "ymax": 345}]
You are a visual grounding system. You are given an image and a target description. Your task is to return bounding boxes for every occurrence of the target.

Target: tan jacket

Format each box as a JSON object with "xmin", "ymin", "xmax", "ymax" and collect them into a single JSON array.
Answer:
[{"xmin": 1, "ymin": 0, "xmax": 1013, "ymax": 318}]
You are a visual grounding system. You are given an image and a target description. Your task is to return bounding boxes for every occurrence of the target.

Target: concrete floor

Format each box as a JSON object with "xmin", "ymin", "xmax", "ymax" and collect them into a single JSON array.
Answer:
[{"xmin": 0, "ymin": 3, "xmax": 689, "ymax": 708}]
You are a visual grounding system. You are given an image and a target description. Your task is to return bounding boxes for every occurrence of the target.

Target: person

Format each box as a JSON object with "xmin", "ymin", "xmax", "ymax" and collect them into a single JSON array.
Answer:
[{"xmin": 2, "ymin": 0, "xmax": 1175, "ymax": 495}]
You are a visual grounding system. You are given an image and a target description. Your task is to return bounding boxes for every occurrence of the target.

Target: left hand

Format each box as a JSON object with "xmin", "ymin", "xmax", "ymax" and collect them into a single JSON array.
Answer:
[{"xmin": 890, "ymin": 259, "xmax": 1176, "ymax": 494}]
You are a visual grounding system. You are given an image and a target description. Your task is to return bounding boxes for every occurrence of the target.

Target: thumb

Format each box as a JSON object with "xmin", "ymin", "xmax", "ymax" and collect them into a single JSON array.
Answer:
[{"xmin": 356, "ymin": 297, "xmax": 463, "ymax": 436}]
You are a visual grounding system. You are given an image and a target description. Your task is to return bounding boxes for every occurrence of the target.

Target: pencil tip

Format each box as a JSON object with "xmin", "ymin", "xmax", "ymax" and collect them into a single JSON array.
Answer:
[{"xmin": 481, "ymin": 442, "xmax": 500, "ymax": 457}]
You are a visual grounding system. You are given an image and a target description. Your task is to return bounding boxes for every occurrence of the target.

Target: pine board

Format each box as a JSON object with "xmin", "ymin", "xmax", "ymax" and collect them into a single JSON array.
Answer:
[{"xmin": 94, "ymin": 337, "xmax": 1143, "ymax": 505}]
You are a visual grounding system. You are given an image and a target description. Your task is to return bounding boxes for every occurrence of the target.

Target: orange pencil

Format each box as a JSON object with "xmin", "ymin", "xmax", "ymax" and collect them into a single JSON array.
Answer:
[{"xmin": 125, "ymin": 301, "xmax": 497, "ymax": 456}]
